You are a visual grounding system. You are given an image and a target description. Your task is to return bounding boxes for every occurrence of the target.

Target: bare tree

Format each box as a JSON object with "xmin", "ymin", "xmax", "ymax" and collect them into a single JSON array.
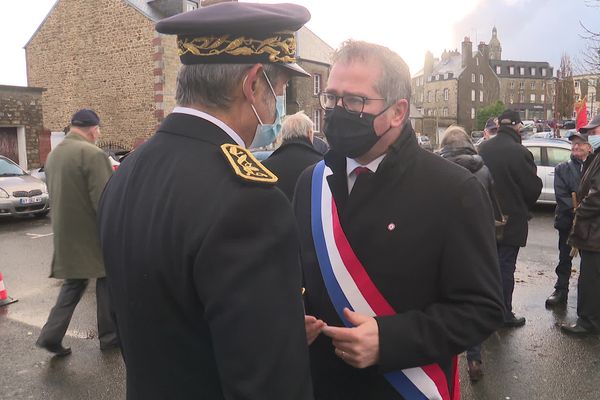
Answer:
[
  {"xmin": 579, "ymin": 0, "xmax": 600, "ymax": 73},
  {"xmin": 556, "ymin": 54, "xmax": 576, "ymax": 119}
]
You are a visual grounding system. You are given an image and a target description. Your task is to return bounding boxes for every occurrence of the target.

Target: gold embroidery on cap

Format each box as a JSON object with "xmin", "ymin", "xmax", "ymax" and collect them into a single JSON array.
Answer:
[
  {"xmin": 221, "ymin": 144, "xmax": 278, "ymax": 184},
  {"xmin": 178, "ymin": 33, "xmax": 296, "ymax": 63}
]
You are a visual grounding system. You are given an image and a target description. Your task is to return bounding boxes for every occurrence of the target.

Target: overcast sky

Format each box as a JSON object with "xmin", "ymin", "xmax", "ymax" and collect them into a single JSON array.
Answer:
[{"xmin": 0, "ymin": 0, "xmax": 598, "ymax": 87}]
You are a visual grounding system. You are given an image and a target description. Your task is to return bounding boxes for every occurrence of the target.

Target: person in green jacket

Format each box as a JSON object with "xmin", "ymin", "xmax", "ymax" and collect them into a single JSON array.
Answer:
[{"xmin": 36, "ymin": 109, "xmax": 118, "ymax": 356}]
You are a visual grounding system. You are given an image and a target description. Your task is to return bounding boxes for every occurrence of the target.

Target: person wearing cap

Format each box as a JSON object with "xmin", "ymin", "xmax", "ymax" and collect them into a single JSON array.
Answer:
[
  {"xmin": 97, "ymin": 3, "xmax": 313, "ymax": 399},
  {"xmin": 561, "ymin": 114, "xmax": 600, "ymax": 335},
  {"xmin": 479, "ymin": 109, "xmax": 543, "ymax": 328},
  {"xmin": 483, "ymin": 117, "xmax": 498, "ymax": 140},
  {"xmin": 293, "ymin": 40, "xmax": 504, "ymax": 399},
  {"xmin": 545, "ymin": 132, "xmax": 592, "ymax": 308},
  {"xmin": 262, "ymin": 111, "xmax": 323, "ymax": 201},
  {"xmin": 36, "ymin": 109, "xmax": 118, "ymax": 356}
]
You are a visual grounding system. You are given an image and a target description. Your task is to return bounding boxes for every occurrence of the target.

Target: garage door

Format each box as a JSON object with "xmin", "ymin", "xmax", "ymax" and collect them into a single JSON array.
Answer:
[{"xmin": 0, "ymin": 127, "xmax": 18, "ymax": 163}]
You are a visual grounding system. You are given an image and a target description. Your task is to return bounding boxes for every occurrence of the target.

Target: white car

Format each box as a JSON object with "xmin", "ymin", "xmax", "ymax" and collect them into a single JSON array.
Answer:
[
  {"xmin": 0, "ymin": 156, "xmax": 50, "ymax": 218},
  {"xmin": 522, "ymin": 138, "xmax": 572, "ymax": 204}
]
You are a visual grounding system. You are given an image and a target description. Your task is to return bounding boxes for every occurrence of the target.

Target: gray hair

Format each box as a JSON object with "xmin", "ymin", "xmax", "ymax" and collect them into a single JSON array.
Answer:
[
  {"xmin": 175, "ymin": 63, "xmax": 283, "ymax": 109},
  {"xmin": 332, "ymin": 40, "xmax": 412, "ymax": 105},
  {"xmin": 280, "ymin": 111, "xmax": 314, "ymax": 142},
  {"xmin": 441, "ymin": 125, "xmax": 474, "ymax": 149}
]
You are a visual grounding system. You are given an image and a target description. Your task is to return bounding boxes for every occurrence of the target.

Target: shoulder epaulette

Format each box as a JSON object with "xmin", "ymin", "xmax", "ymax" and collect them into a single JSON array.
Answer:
[{"xmin": 220, "ymin": 143, "xmax": 278, "ymax": 184}]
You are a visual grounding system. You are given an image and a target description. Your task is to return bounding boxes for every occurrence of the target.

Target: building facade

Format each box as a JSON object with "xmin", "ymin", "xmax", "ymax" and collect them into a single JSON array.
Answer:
[
  {"xmin": 573, "ymin": 73, "xmax": 600, "ymax": 119},
  {"xmin": 26, "ymin": 0, "xmax": 332, "ymax": 149},
  {"xmin": 0, "ymin": 85, "xmax": 46, "ymax": 169}
]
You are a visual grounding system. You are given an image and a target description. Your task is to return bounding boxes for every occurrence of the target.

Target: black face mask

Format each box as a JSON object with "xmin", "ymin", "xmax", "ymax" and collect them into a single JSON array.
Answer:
[{"xmin": 323, "ymin": 106, "xmax": 390, "ymax": 158}]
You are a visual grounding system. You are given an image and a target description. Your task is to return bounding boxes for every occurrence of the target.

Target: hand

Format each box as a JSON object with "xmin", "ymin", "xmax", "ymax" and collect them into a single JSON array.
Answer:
[
  {"xmin": 322, "ymin": 308, "xmax": 380, "ymax": 369},
  {"xmin": 305, "ymin": 315, "xmax": 326, "ymax": 345}
]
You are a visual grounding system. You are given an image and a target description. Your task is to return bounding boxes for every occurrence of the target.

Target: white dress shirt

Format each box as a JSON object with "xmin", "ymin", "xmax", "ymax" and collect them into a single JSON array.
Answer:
[
  {"xmin": 346, "ymin": 154, "xmax": 385, "ymax": 193},
  {"xmin": 172, "ymin": 106, "xmax": 245, "ymax": 148}
]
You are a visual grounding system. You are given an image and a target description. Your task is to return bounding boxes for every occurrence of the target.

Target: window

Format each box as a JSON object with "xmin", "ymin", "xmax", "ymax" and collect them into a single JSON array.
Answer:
[
  {"xmin": 531, "ymin": 82, "xmax": 536, "ymax": 90},
  {"xmin": 420, "ymin": 92, "xmax": 424, "ymax": 102},
  {"xmin": 420, "ymin": 77, "xmax": 424, "ymax": 86},
  {"xmin": 527, "ymin": 146, "xmax": 542, "ymax": 166},
  {"xmin": 185, "ymin": 1, "xmax": 198, "ymax": 11},
  {"xmin": 443, "ymin": 107, "xmax": 448, "ymax": 117},
  {"xmin": 415, "ymin": 78, "xmax": 419, "ymax": 87},
  {"xmin": 428, "ymin": 91, "xmax": 432, "ymax": 103},
  {"xmin": 479, "ymin": 91, "xmax": 484, "ymax": 102},
  {"xmin": 575, "ymin": 81, "xmax": 580, "ymax": 88},
  {"xmin": 542, "ymin": 68, "xmax": 547, "ymax": 77},
  {"xmin": 547, "ymin": 147, "xmax": 572, "ymax": 167},
  {"xmin": 435, "ymin": 90, "xmax": 439, "ymax": 101},
  {"xmin": 519, "ymin": 81, "xmax": 525, "ymax": 89},
  {"xmin": 510, "ymin": 81, "xmax": 515, "ymax": 89},
  {"xmin": 471, "ymin": 73, "xmax": 476, "ymax": 83},
  {"xmin": 530, "ymin": 94, "xmax": 536, "ymax": 103},
  {"xmin": 313, "ymin": 74, "xmax": 321, "ymax": 95},
  {"xmin": 509, "ymin": 66, "xmax": 515, "ymax": 75},
  {"xmin": 433, "ymin": 109, "xmax": 437, "ymax": 116},
  {"xmin": 520, "ymin": 93, "xmax": 525, "ymax": 103},
  {"xmin": 444, "ymin": 88, "xmax": 449, "ymax": 101},
  {"xmin": 520, "ymin": 67, "xmax": 525, "ymax": 75},
  {"xmin": 471, "ymin": 89, "xmax": 476, "ymax": 101},
  {"xmin": 496, "ymin": 66, "xmax": 501, "ymax": 74},
  {"xmin": 509, "ymin": 94, "xmax": 514, "ymax": 103},
  {"xmin": 541, "ymin": 94, "xmax": 545, "ymax": 102},
  {"xmin": 471, "ymin": 108, "xmax": 475, "ymax": 120},
  {"xmin": 480, "ymin": 74, "xmax": 484, "ymax": 84},
  {"xmin": 531, "ymin": 67, "xmax": 536, "ymax": 75},
  {"xmin": 542, "ymin": 82, "xmax": 546, "ymax": 90},
  {"xmin": 313, "ymin": 109, "xmax": 322, "ymax": 133},
  {"xmin": 476, "ymin": 58, "xmax": 479, "ymax": 66}
]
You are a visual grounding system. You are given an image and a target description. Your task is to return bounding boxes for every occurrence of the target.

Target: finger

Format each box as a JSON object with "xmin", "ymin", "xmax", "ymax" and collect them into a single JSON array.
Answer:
[
  {"xmin": 322, "ymin": 325, "xmax": 355, "ymax": 341},
  {"xmin": 344, "ymin": 308, "xmax": 370, "ymax": 326},
  {"xmin": 304, "ymin": 315, "xmax": 317, "ymax": 323}
]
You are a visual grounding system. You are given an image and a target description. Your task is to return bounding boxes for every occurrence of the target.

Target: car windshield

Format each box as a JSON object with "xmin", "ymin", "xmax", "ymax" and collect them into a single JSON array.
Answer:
[{"xmin": 0, "ymin": 158, "xmax": 25, "ymax": 177}]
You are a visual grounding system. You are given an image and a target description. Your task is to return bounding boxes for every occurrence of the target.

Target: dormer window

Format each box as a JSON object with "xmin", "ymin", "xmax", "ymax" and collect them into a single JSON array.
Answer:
[{"xmin": 186, "ymin": 1, "xmax": 198, "ymax": 11}]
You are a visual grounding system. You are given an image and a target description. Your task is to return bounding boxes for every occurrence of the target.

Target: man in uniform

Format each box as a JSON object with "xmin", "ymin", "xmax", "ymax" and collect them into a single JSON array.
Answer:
[
  {"xmin": 98, "ymin": 3, "xmax": 313, "ymax": 399},
  {"xmin": 36, "ymin": 109, "xmax": 118, "ymax": 356},
  {"xmin": 294, "ymin": 40, "xmax": 504, "ymax": 399}
]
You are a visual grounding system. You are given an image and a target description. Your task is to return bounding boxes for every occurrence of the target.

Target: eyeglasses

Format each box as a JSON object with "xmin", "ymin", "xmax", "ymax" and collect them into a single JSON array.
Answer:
[{"xmin": 319, "ymin": 92, "xmax": 386, "ymax": 114}]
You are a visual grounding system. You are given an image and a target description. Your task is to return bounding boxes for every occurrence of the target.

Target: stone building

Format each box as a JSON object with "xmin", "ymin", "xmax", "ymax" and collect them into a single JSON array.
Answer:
[
  {"xmin": 573, "ymin": 73, "xmax": 600, "ymax": 119},
  {"xmin": 25, "ymin": 0, "xmax": 332, "ymax": 149},
  {"xmin": 411, "ymin": 37, "xmax": 500, "ymax": 139},
  {"xmin": 0, "ymin": 85, "xmax": 46, "ymax": 169}
]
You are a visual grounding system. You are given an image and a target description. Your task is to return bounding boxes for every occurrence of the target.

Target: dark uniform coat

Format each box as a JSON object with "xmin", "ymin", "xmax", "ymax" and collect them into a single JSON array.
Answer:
[
  {"xmin": 569, "ymin": 148, "xmax": 600, "ymax": 252},
  {"xmin": 98, "ymin": 113, "xmax": 312, "ymax": 400},
  {"xmin": 46, "ymin": 132, "xmax": 113, "ymax": 279},
  {"xmin": 293, "ymin": 125, "xmax": 504, "ymax": 399},
  {"xmin": 553, "ymin": 155, "xmax": 584, "ymax": 230},
  {"xmin": 262, "ymin": 136, "xmax": 323, "ymax": 200},
  {"xmin": 478, "ymin": 126, "xmax": 543, "ymax": 247}
]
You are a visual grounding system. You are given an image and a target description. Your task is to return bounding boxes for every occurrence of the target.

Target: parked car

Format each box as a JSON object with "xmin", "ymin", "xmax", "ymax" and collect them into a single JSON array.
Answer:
[
  {"xmin": 29, "ymin": 152, "xmax": 120, "ymax": 183},
  {"xmin": 417, "ymin": 135, "xmax": 433, "ymax": 151},
  {"xmin": 0, "ymin": 156, "xmax": 50, "ymax": 218},
  {"xmin": 562, "ymin": 120, "xmax": 576, "ymax": 130},
  {"xmin": 522, "ymin": 138, "xmax": 572, "ymax": 204}
]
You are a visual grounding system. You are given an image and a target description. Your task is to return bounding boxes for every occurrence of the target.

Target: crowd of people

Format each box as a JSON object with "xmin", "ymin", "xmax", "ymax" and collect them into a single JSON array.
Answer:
[{"xmin": 32, "ymin": 2, "xmax": 600, "ymax": 399}]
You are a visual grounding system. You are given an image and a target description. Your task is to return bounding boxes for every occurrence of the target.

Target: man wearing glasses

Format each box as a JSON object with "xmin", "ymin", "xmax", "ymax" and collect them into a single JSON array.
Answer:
[{"xmin": 293, "ymin": 40, "xmax": 504, "ymax": 399}]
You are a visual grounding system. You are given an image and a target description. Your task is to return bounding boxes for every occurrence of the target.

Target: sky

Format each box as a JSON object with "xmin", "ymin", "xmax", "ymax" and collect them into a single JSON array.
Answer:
[{"xmin": 0, "ymin": 0, "xmax": 598, "ymax": 87}]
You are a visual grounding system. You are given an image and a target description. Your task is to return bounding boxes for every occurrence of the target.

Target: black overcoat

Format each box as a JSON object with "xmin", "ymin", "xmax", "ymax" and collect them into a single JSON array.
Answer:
[
  {"xmin": 293, "ymin": 126, "xmax": 504, "ymax": 399},
  {"xmin": 98, "ymin": 113, "xmax": 312, "ymax": 400},
  {"xmin": 478, "ymin": 126, "xmax": 542, "ymax": 247},
  {"xmin": 262, "ymin": 137, "xmax": 323, "ymax": 201}
]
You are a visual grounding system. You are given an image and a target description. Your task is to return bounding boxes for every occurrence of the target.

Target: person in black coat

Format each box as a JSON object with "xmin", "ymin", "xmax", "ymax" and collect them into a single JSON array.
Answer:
[
  {"xmin": 545, "ymin": 132, "xmax": 591, "ymax": 307},
  {"xmin": 478, "ymin": 110, "xmax": 543, "ymax": 328},
  {"xmin": 294, "ymin": 40, "xmax": 504, "ymax": 400},
  {"xmin": 263, "ymin": 111, "xmax": 324, "ymax": 200},
  {"xmin": 438, "ymin": 125, "xmax": 501, "ymax": 382},
  {"xmin": 97, "ymin": 4, "xmax": 314, "ymax": 399}
]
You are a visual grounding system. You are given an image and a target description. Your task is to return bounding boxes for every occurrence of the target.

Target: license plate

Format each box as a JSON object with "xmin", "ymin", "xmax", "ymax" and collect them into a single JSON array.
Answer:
[{"xmin": 20, "ymin": 196, "xmax": 42, "ymax": 205}]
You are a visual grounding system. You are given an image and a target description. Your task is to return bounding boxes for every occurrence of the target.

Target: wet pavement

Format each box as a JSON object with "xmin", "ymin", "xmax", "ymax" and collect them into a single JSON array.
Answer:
[{"xmin": 1, "ymin": 207, "xmax": 599, "ymax": 399}]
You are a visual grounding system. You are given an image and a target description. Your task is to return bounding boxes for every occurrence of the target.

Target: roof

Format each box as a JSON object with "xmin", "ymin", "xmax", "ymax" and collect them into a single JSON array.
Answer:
[
  {"xmin": 126, "ymin": 0, "xmax": 169, "ymax": 21},
  {"xmin": 0, "ymin": 84, "xmax": 46, "ymax": 93},
  {"xmin": 431, "ymin": 54, "xmax": 465, "ymax": 79},
  {"xmin": 296, "ymin": 26, "xmax": 333, "ymax": 65}
]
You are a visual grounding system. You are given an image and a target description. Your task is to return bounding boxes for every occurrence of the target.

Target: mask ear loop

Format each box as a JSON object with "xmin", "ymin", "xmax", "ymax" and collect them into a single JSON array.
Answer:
[{"xmin": 243, "ymin": 74, "xmax": 264, "ymax": 125}]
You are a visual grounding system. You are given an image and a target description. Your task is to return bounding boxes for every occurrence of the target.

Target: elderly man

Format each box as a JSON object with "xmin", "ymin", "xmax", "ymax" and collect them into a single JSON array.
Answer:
[
  {"xmin": 483, "ymin": 117, "xmax": 498, "ymax": 140},
  {"xmin": 562, "ymin": 114, "xmax": 600, "ymax": 335},
  {"xmin": 263, "ymin": 111, "xmax": 323, "ymax": 200},
  {"xmin": 36, "ymin": 109, "xmax": 117, "ymax": 356},
  {"xmin": 98, "ymin": 3, "xmax": 313, "ymax": 399},
  {"xmin": 294, "ymin": 40, "xmax": 504, "ymax": 400},
  {"xmin": 545, "ymin": 132, "xmax": 592, "ymax": 307},
  {"xmin": 479, "ymin": 110, "xmax": 543, "ymax": 328}
]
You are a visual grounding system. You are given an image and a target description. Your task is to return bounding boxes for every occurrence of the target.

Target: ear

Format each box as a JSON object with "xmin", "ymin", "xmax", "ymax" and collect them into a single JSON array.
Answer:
[
  {"xmin": 388, "ymin": 99, "xmax": 409, "ymax": 128},
  {"xmin": 242, "ymin": 64, "xmax": 264, "ymax": 105}
]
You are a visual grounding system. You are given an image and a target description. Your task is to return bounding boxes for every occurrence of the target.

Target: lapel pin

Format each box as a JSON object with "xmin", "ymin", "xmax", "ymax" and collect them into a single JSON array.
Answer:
[{"xmin": 387, "ymin": 223, "xmax": 396, "ymax": 231}]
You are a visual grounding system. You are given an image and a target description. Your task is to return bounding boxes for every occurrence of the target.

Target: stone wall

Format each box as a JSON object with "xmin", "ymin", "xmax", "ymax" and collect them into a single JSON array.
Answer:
[
  {"xmin": 287, "ymin": 61, "xmax": 330, "ymax": 138},
  {"xmin": 26, "ymin": 0, "xmax": 157, "ymax": 148},
  {"xmin": 0, "ymin": 85, "xmax": 45, "ymax": 168}
]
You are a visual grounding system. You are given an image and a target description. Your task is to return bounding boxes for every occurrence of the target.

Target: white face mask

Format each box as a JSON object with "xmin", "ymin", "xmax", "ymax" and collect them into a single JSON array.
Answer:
[{"xmin": 247, "ymin": 71, "xmax": 285, "ymax": 148}]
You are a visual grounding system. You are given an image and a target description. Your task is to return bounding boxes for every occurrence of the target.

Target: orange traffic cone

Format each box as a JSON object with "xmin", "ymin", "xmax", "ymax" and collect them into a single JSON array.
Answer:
[{"xmin": 0, "ymin": 272, "xmax": 17, "ymax": 307}]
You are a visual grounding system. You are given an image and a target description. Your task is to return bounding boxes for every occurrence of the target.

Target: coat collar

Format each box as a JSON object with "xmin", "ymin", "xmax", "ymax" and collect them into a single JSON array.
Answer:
[
  {"xmin": 498, "ymin": 125, "xmax": 522, "ymax": 144},
  {"xmin": 158, "ymin": 112, "xmax": 237, "ymax": 147},
  {"xmin": 271, "ymin": 137, "xmax": 321, "ymax": 156}
]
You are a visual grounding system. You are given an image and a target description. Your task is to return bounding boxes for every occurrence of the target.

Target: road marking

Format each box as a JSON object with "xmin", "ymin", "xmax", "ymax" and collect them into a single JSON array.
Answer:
[{"xmin": 26, "ymin": 233, "xmax": 54, "ymax": 239}]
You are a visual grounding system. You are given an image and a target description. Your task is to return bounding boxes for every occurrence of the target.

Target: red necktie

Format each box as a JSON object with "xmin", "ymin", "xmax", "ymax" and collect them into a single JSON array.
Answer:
[{"xmin": 353, "ymin": 166, "xmax": 372, "ymax": 176}]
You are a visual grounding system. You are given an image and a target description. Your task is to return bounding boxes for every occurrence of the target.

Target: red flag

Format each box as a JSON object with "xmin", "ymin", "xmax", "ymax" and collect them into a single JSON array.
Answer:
[{"xmin": 576, "ymin": 97, "xmax": 588, "ymax": 132}]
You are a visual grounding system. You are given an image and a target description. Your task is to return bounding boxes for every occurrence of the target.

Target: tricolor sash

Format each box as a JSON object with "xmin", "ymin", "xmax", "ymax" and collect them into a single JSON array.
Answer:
[{"xmin": 310, "ymin": 160, "xmax": 459, "ymax": 400}]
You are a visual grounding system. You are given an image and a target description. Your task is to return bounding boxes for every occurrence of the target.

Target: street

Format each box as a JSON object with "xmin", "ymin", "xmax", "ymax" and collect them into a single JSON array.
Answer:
[{"xmin": 1, "ymin": 206, "xmax": 599, "ymax": 399}]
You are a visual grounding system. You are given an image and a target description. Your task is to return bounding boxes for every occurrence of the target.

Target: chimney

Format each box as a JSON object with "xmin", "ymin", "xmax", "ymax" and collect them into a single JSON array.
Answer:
[
  {"xmin": 424, "ymin": 51, "xmax": 434, "ymax": 79},
  {"xmin": 478, "ymin": 42, "xmax": 489, "ymax": 60},
  {"xmin": 461, "ymin": 37, "xmax": 472, "ymax": 68}
]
